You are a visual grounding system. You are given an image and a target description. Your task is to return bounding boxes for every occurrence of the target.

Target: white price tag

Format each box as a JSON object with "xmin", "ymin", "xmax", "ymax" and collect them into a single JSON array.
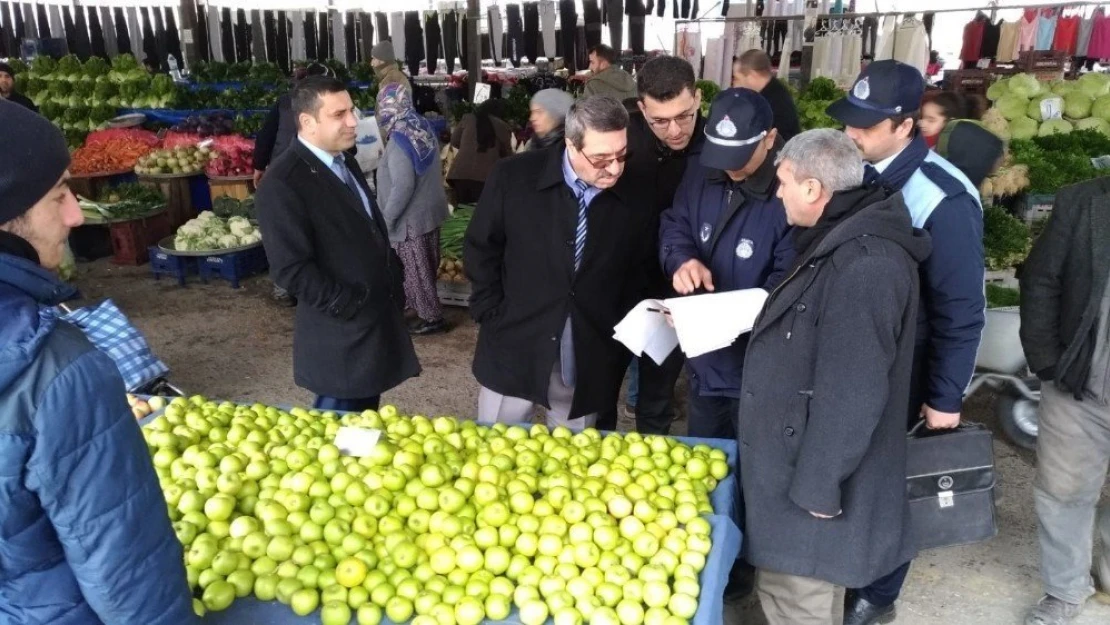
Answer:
[
  {"xmin": 334, "ymin": 427, "xmax": 382, "ymax": 458},
  {"xmin": 473, "ymin": 82, "xmax": 491, "ymax": 105},
  {"xmin": 1040, "ymin": 97, "xmax": 1064, "ymax": 121},
  {"xmin": 976, "ymin": 58, "xmax": 991, "ymax": 69}
]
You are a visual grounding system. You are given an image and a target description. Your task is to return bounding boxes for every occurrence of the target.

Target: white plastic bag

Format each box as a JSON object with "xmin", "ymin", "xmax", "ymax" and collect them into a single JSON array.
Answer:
[{"xmin": 353, "ymin": 110, "xmax": 384, "ymax": 175}]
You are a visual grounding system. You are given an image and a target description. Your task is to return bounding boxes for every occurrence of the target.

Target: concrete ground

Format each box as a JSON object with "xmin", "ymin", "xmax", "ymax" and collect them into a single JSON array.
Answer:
[{"xmin": 74, "ymin": 260, "xmax": 1110, "ymax": 625}]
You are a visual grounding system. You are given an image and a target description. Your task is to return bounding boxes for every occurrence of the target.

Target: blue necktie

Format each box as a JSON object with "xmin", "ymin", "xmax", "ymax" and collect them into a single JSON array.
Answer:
[
  {"xmin": 331, "ymin": 155, "xmax": 373, "ymax": 219},
  {"xmin": 864, "ymin": 164, "xmax": 881, "ymax": 186},
  {"xmin": 573, "ymin": 179, "xmax": 590, "ymax": 270}
]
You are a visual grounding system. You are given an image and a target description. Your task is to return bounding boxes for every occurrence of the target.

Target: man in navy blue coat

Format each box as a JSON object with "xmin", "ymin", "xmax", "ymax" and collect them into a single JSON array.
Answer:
[
  {"xmin": 659, "ymin": 88, "xmax": 795, "ymax": 439},
  {"xmin": 827, "ymin": 60, "xmax": 986, "ymax": 625},
  {"xmin": 0, "ymin": 100, "xmax": 196, "ymax": 624}
]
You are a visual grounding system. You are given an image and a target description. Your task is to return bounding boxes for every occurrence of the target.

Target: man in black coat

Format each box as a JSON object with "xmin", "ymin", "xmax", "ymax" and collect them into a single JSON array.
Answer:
[
  {"xmin": 618, "ymin": 55, "xmax": 705, "ymax": 435},
  {"xmin": 1020, "ymin": 178, "xmax": 1110, "ymax": 625},
  {"xmin": 0, "ymin": 62, "xmax": 37, "ymax": 112},
  {"xmin": 739, "ymin": 129, "xmax": 930, "ymax": 624},
  {"xmin": 256, "ymin": 76, "xmax": 420, "ymax": 413},
  {"xmin": 464, "ymin": 96, "xmax": 649, "ymax": 427},
  {"xmin": 731, "ymin": 49, "xmax": 801, "ymax": 142}
]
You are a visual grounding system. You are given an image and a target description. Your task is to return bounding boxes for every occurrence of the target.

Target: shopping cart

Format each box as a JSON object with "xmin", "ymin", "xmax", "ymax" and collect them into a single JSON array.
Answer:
[
  {"xmin": 965, "ymin": 307, "xmax": 1039, "ymax": 450},
  {"xmin": 58, "ymin": 299, "xmax": 184, "ymax": 396}
]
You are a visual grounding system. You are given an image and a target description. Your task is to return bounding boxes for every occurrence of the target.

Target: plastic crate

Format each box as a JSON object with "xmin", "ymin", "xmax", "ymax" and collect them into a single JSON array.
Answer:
[
  {"xmin": 437, "ymin": 279, "xmax": 471, "ymax": 307},
  {"xmin": 109, "ymin": 211, "xmax": 172, "ymax": 266},
  {"xmin": 148, "ymin": 248, "xmax": 196, "ymax": 287},
  {"xmin": 198, "ymin": 246, "xmax": 268, "ymax": 288},
  {"xmin": 1019, "ymin": 193, "xmax": 1055, "ymax": 224}
]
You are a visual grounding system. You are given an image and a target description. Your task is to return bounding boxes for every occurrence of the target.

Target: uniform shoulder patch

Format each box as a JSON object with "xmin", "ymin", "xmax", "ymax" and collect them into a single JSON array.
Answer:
[{"xmin": 919, "ymin": 161, "xmax": 970, "ymax": 199}]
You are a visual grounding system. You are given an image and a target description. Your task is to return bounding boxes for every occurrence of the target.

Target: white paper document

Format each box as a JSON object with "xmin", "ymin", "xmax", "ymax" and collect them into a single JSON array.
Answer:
[{"xmin": 614, "ymin": 289, "xmax": 770, "ymax": 362}]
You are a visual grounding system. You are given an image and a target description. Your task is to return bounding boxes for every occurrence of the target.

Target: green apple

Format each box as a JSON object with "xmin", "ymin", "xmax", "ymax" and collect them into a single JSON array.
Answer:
[
  {"xmin": 211, "ymin": 551, "xmax": 239, "ymax": 576},
  {"xmin": 554, "ymin": 606, "xmax": 585, "ymax": 625},
  {"xmin": 254, "ymin": 574, "xmax": 280, "ymax": 601},
  {"xmin": 201, "ymin": 580, "xmax": 236, "ymax": 612},
  {"xmin": 385, "ymin": 596, "xmax": 414, "ymax": 623},
  {"xmin": 203, "ymin": 495, "xmax": 236, "ymax": 523},
  {"xmin": 290, "ymin": 587, "xmax": 320, "ymax": 616},
  {"xmin": 356, "ymin": 603, "xmax": 383, "ymax": 625},
  {"xmin": 616, "ymin": 599, "xmax": 645, "ymax": 625},
  {"xmin": 266, "ymin": 535, "xmax": 295, "ymax": 561},
  {"xmin": 669, "ymin": 592, "xmax": 698, "ymax": 619},
  {"xmin": 226, "ymin": 570, "xmax": 255, "ymax": 598},
  {"xmin": 454, "ymin": 596, "xmax": 486, "ymax": 625},
  {"xmin": 320, "ymin": 600, "xmax": 352, "ymax": 625},
  {"xmin": 321, "ymin": 584, "xmax": 349, "ymax": 605}
]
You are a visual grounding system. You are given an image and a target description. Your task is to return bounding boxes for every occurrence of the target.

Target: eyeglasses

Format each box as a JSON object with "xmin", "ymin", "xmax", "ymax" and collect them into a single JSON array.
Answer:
[
  {"xmin": 646, "ymin": 108, "xmax": 699, "ymax": 130},
  {"xmin": 581, "ymin": 151, "xmax": 630, "ymax": 170}
]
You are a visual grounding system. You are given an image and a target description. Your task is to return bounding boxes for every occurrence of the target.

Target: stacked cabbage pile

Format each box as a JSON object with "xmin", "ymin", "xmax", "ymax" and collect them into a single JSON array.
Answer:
[
  {"xmin": 986, "ymin": 72, "xmax": 1110, "ymax": 140},
  {"xmin": 175, "ymin": 212, "xmax": 262, "ymax": 252}
]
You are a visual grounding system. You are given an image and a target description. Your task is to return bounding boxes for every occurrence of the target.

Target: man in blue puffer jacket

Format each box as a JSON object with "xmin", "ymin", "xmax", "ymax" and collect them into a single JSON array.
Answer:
[
  {"xmin": 0, "ymin": 100, "xmax": 197, "ymax": 625},
  {"xmin": 827, "ymin": 60, "xmax": 986, "ymax": 625},
  {"xmin": 659, "ymin": 88, "xmax": 795, "ymax": 439}
]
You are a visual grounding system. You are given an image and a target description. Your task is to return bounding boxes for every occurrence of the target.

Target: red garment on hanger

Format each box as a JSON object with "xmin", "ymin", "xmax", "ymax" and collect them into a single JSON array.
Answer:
[
  {"xmin": 961, "ymin": 17, "xmax": 986, "ymax": 62},
  {"xmin": 1054, "ymin": 15, "xmax": 1080, "ymax": 54}
]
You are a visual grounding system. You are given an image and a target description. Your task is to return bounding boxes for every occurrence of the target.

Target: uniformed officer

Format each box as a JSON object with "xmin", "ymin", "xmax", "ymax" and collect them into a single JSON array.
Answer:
[
  {"xmin": 827, "ymin": 59, "xmax": 986, "ymax": 625},
  {"xmin": 659, "ymin": 88, "xmax": 796, "ymax": 439}
]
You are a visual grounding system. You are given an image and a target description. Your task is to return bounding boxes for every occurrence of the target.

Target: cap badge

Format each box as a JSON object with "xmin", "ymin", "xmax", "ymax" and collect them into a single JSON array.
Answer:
[
  {"xmin": 853, "ymin": 77, "xmax": 871, "ymax": 100},
  {"xmin": 716, "ymin": 115, "xmax": 738, "ymax": 139},
  {"xmin": 736, "ymin": 238, "xmax": 754, "ymax": 259}
]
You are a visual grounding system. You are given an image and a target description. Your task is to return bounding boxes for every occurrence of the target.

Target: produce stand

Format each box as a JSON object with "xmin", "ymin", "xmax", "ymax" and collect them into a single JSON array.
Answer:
[
  {"xmin": 69, "ymin": 170, "xmax": 137, "ymax": 200},
  {"xmin": 106, "ymin": 209, "xmax": 172, "ymax": 266},
  {"xmin": 208, "ymin": 176, "xmax": 254, "ymax": 203},
  {"xmin": 139, "ymin": 174, "xmax": 206, "ymax": 230}
]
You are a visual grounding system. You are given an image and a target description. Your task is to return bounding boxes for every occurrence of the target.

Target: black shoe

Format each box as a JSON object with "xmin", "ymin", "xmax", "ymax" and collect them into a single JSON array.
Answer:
[
  {"xmin": 844, "ymin": 593, "xmax": 896, "ymax": 625},
  {"xmin": 723, "ymin": 560, "xmax": 756, "ymax": 602},
  {"xmin": 409, "ymin": 319, "xmax": 449, "ymax": 336}
]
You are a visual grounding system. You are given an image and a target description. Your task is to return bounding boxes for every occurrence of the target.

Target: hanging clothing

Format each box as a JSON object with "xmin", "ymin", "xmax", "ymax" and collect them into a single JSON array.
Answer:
[
  {"xmin": 960, "ymin": 15, "xmax": 986, "ymax": 64},
  {"xmin": 166, "ymin": 9, "xmax": 182, "ymax": 68},
  {"xmin": 153, "ymin": 7, "xmax": 169, "ymax": 69},
  {"xmin": 219, "ymin": 8, "xmax": 234, "ymax": 62},
  {"xmin": 251, "ymin": 11, "xmax": 267, "ymax": 62},
  {"xmin": 676, "ymin": 28, "xmax": 702, "ymax": 78},
  {"xmin": 460, "ymin": 13, "xmax": 471, "ymax": 72},
  {"xmin": 604, "ymin": 0, "xmax": 623, "ymax": 52},
  {"xmin": 390, "ymin": 12, "xmax": 405, "ymax": 61},
  {"xmin": 488, "ymin": 6, "xmax": 504, "ymax": 64},
  {"xmin": 98, "ymin": 7, "xmax": 116, "ymax": 58},
  {"xmin": 288, "ymin": 11, "xmax": 305, "ymax": 62},
  {"xmin": 540, "ymin": 1, "xmax": 557, "ymax": 59},
  {"xmin": 318, "ymin": 12, "xmax": 331, "ymax": 60},
  {"xmin": 1088, "ymin": 10, "xmax": 1110, "ymax": 59},
  {"xmin": 303, "ymin": 11, "xmax": 317, "ymax": 61},
  {"xmin": 88, "ymin": 8, "xmax": 107, "ymax": 58},
  {"xmin": 48, "ymin": 4, "xmax": 62, "ymax": 39},
  {"xmin": 62, "ymin": 6, "xmax": 77, "ymax": 56},
  {"xmin": 442, "ymin": 11, "xmax": 459, "ymax": 73},
  {"xmin": 1018, "ymin": 10, "xmax": 1038, "ymax": 53},
  {"xmin": 235, "ymin": 9, "xmax": 251, "ymax": 63},
  {"xmin": 332, "ymin": 11, "xmax": 346, "ymax": 69},
  {"xmin": 20, "ymin": 3, "xmax": 35, "ymax": 41},
  {"xmin": 981, "ymin": 19, "xmax": 1001, "ymax": 60},
  {"xmin": 424, "ymin": 11, "xmax": 441, "ymax": 74},
  {"xmin": 892, "ymin": 19, "xmax": 929, "ymax": 75},
  {"xmin": 703, "ymin": 37, "xmax": 726, "ymax": 87},
  {"xmin": 141, "ymin": 8, "xmax": 158, "ymax": 65},
  {"xmin": 1054, "ymin": 14, "xmax": 1080, "ymax": 56},
  {"xmin": 264, "ymin": 11, "xmax": 277, "ymax": 64},
  {"xmin": 560, "ymin": 0, "xmax": 578, "ymax": 72},
  {"xmin": 523, "ymin": 2, "xmax": 540, "ymax": 62},
  {"xmin": 507, "ymin": 4, "xmax": 525, "ymax": 67},
  {"xmin": 1077, "ymin": 9, "xmax": 1100, "ymax": 58},
  {"xmin": 583, "ymin": 0, "xmax": 603, "ymax": 48},
  {"xmin": 375, "ymin": 13, "xmax": 389, "ymax": 44},
  {"xmin": 997, "ymin": 21, "xmax": 1019, "ymax": 63},
  {"xmin": 345, "ymin": 11, "xmax": 357, "ymax": 66},
  {"xmin": 72, "ymin": 6, "xmax": 92, "ymax": 61},
  {"xmin": 278, "ymin": 11, "xmax": 290, "ymax": 71},
  {"xmin": 1036, "ymin": 8, "xmax": 1057, "ymax": 51},
  {"xmin": 403, "ymin": 11, "xmax": 423, "ymax": 77},
  {"xmin": 206, "ymin": 6, "xmax": 221, "ymax": 61},
  {"xmin": 360, "ymin": 13, "xmax": 375, "ymax": 62}
]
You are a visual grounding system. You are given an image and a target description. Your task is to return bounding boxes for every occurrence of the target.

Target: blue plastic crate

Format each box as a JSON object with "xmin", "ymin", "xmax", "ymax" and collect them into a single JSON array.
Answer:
[
  {"xmin": 198, "ymin": 246, "xmax": 268, "ymax": 289},
  {"xmin": 148, "ymin": 247, "xmax": 196, "ymax": 287}
]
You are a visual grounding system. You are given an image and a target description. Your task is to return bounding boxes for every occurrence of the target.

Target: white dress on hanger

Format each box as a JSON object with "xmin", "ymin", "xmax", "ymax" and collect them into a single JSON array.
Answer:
[{"xmin": 893, "ymin": 20, "xmax": 929, "ymax": 76}]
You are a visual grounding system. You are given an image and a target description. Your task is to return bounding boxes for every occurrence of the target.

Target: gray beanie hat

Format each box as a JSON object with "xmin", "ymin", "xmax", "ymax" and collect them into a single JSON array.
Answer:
[
  {"xmin": 531, "ymin": 89, "xmax": 575, "ymax": 123},
  {"xmin": 0, "ymin": 100, "xmax": 70, "ymax": 225},
  {"xmin": 371, "ymin": 41, "xmax": 396, "ymax": 63}
]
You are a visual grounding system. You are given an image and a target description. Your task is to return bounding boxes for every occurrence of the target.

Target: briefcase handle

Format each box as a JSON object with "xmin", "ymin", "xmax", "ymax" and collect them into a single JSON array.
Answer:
[{"xmin": 908, "ymin": 419, "xmax": 987, "ymax": 440}]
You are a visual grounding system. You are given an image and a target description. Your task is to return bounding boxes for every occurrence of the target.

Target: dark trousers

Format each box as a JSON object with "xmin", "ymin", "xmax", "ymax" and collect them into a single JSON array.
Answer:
[
  {"xmin": 313, "ymin": 395, "xmax": 381, "ymax": 413},
  {"xmin": 629, "ymin": 16, "xmax": 645, "ymax": 54},
  {"xmin": 687, "ymin": 387, "xmax": 740, "ymax": 440},
  {"xmin": 582, "ymin": 0, "xmax": 602, "ymax": 48},
  {"xmin": 635, "ymin": 350, "xmax": 686, "ymax": 435},
  {"xmin": 856, "ymin": 344, "xmax": 928, "ymax": 607},
  {"xmin": 450, "ymin": 180, "xmax": 486, "ymax": 205},
  {"xmin": 459, "ymin": 14, "xmax": 471, "ymax": 71},
  {"xmin": 523, "ymin": 1, "xmax": 540, "ymax": 63},
  {"xmin": 506, "ymin": 4, "xmax": 524, "ymax": 67},
  {"xmin": 442, "ymin": 11, "xmax": 458, "ymax": 73},
  {"xmin": 404, "ymin": 11, "xmax": 424, "ymax": 76},
  {"xmin": 317, "ymin": 12, "xmax": 330, "ymax": 61},
  {"xmin": 344, "ymin": 11, "xmax": 357, "ymax": 65},
  {"xmin": 114, "ymin": 7, "xmax": 131, "ymax": 55},
  {"xmin": 375, "ymin": 12, "xmax": 389, "ymax": 43},
  {"xmin": 607, "ymin": 18, "xmax": 623, "ymax": 53},
  {"xmin": 559, "ymin": 0, "xmax": 578, "ymax": 72},
  {"xmin": 305, "ymin": 12, "xmax": 318, "ymax": 60},
  {"xmin": 424, "ymin": 12, "xmax": 441, "ymax": 72}
]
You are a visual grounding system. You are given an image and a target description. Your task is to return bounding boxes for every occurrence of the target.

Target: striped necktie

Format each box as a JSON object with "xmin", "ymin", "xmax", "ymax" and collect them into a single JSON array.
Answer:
[{"xmin": 573, "ymin": 179, "xmax": 590, "ymax": 271}]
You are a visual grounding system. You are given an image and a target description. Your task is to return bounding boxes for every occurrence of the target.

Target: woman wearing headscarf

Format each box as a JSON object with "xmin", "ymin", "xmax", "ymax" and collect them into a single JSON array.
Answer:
[
  {"xmin": 448, "ymin": 98, "xmax": 514, "ymax": 203},
  {"xmin": 377, "ymin": 84, "xmax": 451, "ymax": 335},
  {"xmin": 528, "ymin": 88, "xmax": 574, "ymax": 151}
]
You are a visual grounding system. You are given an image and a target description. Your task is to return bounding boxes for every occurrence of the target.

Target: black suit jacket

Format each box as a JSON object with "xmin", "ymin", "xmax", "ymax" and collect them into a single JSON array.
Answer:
[
  {"xmin": 256, "ymin": 139, "xmax": 420, "ymax": 399},
  {"xmin": 464, "ymin": 147, "xmax": 651, "ymax": 418},
  {"xmin": 1020, "ymin": 178, "xmax": 1110, "ymax": 394}
]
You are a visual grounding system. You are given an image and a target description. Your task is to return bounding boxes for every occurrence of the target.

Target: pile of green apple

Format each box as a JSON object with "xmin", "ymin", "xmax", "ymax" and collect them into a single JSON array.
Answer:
[{"xmin": 143, "ymin": 396, "xmax": 730, "ymax": 625}]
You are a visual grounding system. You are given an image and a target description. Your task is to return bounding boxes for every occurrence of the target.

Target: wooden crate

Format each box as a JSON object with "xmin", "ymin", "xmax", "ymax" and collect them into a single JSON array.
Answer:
[
  {"xmin": 138, "ymin": 175, "xmax": 201, "ymax": 230},
  {"xmin": 208, "ymin": 177, "xmax": 253, "ymax": 203},
  {"xmin": 108, "ymin": 211, "xmax": 172, "ymax": 266},
  {"xmin": 945, "ymin": 70, "xmax": 995, "ymax": 96}
]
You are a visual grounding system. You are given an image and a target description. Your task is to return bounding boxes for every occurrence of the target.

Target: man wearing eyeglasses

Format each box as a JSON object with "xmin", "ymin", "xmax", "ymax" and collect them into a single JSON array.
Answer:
[
  {"xmin": 614, "ymin": 56, "xmax": 706, "ymax": 435},
  {"xmin": 659, "ymin": 88, "xmax": 796, "ymax": 439},
  {"xmin": 464, "ymin": 96, "xmax": 650, "ymax": 428}
]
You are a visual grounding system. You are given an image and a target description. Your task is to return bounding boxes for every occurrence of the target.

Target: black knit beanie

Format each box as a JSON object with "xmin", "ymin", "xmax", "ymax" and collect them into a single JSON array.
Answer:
[{"xmin": 0, "ymin": 100, "xmax": 71, "ymax": 225}]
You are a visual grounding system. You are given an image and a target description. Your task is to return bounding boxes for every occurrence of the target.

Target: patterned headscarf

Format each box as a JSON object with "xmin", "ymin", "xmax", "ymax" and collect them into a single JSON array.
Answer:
[{"xmin": 376, "ymin": 84, "xmax": 439, "ymax": 176}]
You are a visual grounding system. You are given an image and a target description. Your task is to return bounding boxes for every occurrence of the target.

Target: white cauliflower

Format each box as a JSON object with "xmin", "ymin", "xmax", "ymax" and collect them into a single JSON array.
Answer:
[
  {"xmin": 217, "ymin": 234, "xmax": 240, "ymax": 249},
  {"xmin": 239, "ymin": 232, "xmax": 263, "ymax": 245},
  {"xmin": 228, "ymin": 219, "xmax": 254, "ymax": 238},
  {"xmin": 199, "ymin": 236, "xmax": 220, "ymax": 250},
  {"xmin": 196, "ymin": 210, "xmax": 218, "ymax": 222},
  {"xmin": 177, "ymin": 220, "xmax": 205, "ymax": 237}
]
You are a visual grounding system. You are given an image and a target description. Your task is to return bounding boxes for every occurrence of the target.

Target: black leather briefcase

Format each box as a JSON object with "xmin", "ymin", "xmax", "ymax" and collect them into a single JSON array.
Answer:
[{"xmin": 906, "ymin": 421, "xmax": 998, "ymax": 551}]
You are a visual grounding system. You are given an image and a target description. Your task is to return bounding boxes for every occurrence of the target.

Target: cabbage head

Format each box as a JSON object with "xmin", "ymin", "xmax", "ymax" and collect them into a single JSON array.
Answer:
[
  {"xmin": 1026, "ymin": 95, "xmax": 1052, "ymax": 121},
  {"xmin": 196, "ymin": 210, "xmax": 218, "ymax": 222},
  {"xmin": 175, "ymin": 236, "xmax": 201, "ymax": 251},
  {"xmin": 997, "ymin": 94, "xmax": 1031, "ymax": 121},
  {"xmin": 1051, "ymin": 80, "xmax": 1076, "ymax": 96},
  {"xmin": 199, "ymin": 236, "xmax": 220, "ymax": 250},
  {"xmin": 1007, "ymin": 73, "xmax": 1043, "ymax": 98},
  {"xmin": 1076, "ymin": 117, "xmax": 1110, "ymax": 136},
  {"xmin": 1009, "ymin": 116, "xmax": 1039, "ymax": 140},
  {"xmin": 986, "ymin": 78, "xmax": 1010, "ymax": 101},
  {"xmin": 1093, "ymin": 95, "xmax": 1110, "ymax": 121},
  {"xmin": 1065, "ymin": 93, "xmax": 1094, "ymax": 119},
  {"xmin": 177, "ymin": 221, "xmax": 204, "ymax": 238},
  {"xmin": 1039, "ymin": 118, "xmax": 1074, "ymax": 136},
  {"xmin": 240, "ymin": 232, "xmax": 263, "ymax": 245},
  {"xmin": 1077, "ymin": 72, "xmax": 1110, "ymax": 98}
]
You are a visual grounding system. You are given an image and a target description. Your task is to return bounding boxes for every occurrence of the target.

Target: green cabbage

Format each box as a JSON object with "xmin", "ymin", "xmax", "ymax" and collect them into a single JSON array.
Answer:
[
  {"xmin": 1007, "ymin": 73, "xmax": 1043, "ymax": 99},
  {"xmin": 1009, "ymin": 116, "xmax": 1039, "ymax": 140},
  {"xmin": 1075, "ymin": 117, "xmax": 1110, "ymax": 136},
  {"xmin": 1027, "ymin": 95, "xmax": 1052, "ymax": 121},
  {"xmin": 986, "ymin": 78, "xmax": 1010, "ymax": 101},
  {"xmin": 1065, "ymin": 93, "xmax": 1094, "ymax": 119},
  {"xmin": 1038, "ymin": 118, "xmax": 1074, "ymax": 136},
  {"xmin": 1077, "ymin": 72, "xmax": 1110, "ymax": 98},
  {"xmin": 1050, "ymin": 80, "xmax": 1076, "ymax": 96},
  {"xmin": 997, "ymin": 94, "xmax": 1032, "ymax": 121},
  {"xmin": 1093, "ymin": 95, "xmax": 1110, "ymax": 121}
]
